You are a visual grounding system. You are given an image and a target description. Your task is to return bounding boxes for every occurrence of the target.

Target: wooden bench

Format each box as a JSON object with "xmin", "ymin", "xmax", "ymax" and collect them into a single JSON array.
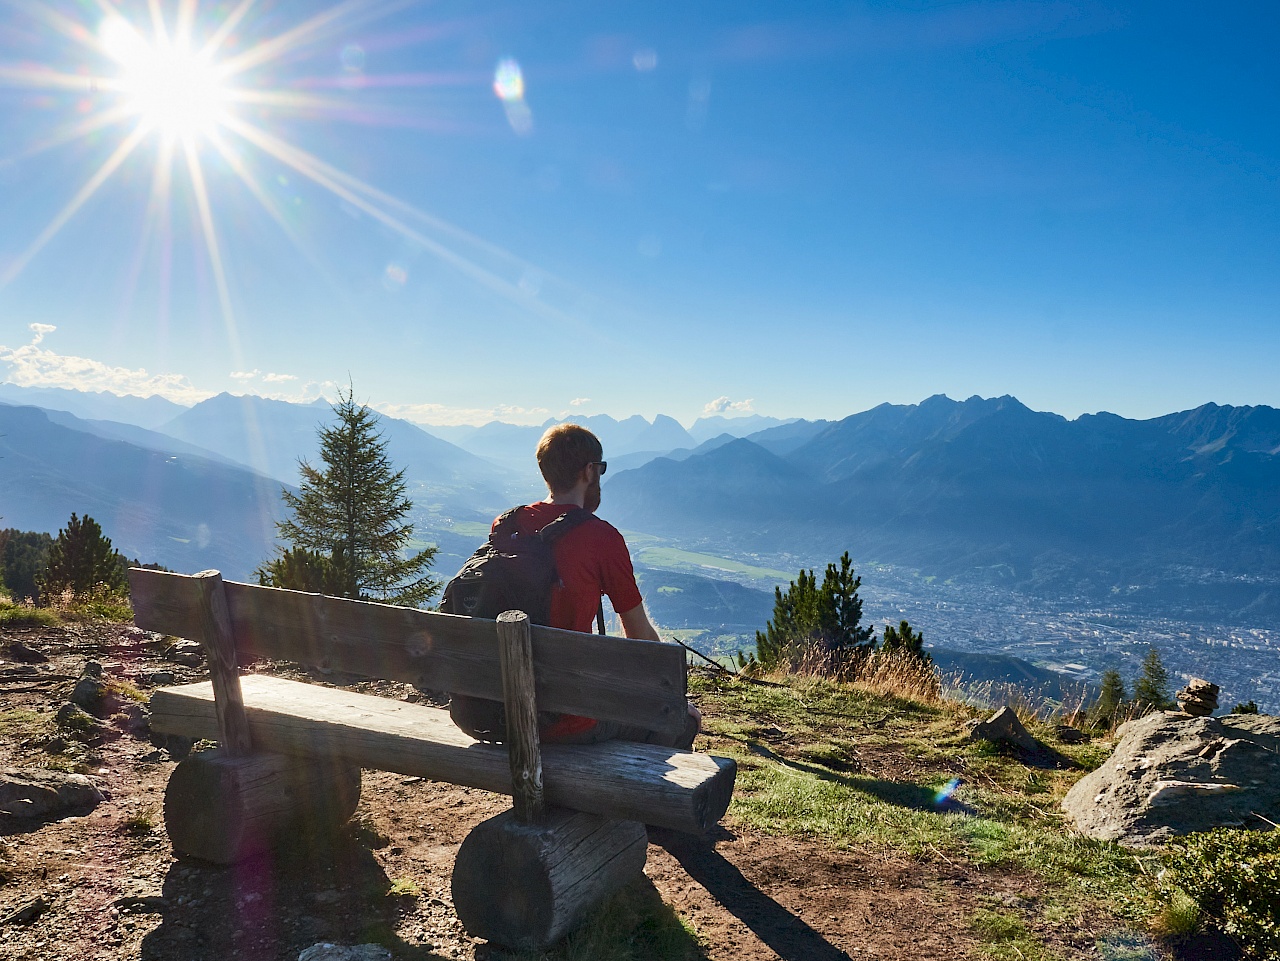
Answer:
[{"xmin": 128, "ymin": 568, "xmax": 736, "ymax": 950}]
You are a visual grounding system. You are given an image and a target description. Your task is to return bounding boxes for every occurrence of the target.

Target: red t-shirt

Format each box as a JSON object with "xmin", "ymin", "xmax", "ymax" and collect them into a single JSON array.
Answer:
[
  {"xmin": 495, "ymin": 503, "xmax": 643, "ymax": 740},
  {"xmin": 495, "ymin": 503, "xmax": 643, "ymax": 633}
]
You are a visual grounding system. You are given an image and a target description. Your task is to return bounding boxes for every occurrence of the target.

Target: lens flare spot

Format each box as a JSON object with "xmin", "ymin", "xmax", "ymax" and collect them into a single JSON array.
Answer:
[
  {"xmin": 383, "ymin": 262, "xmax": 408, "ymax": 290},
  {"xmin": 493, "ymin": 58, "xmax": 524, "ymax": 102},
  {"xmin": 340, "ymin": 44, "xmax": 366, "ymax": 74},
  {"xmin": 633, "ymin": 48, "xmax": 658, "ymax": 72},
  {"xmin": 934, "ymin": 777, "xmax": 962, "ymax": 807}
]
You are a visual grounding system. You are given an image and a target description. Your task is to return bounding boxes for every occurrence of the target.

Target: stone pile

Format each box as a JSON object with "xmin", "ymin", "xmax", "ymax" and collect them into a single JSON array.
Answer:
[{"xmin": 1175, "ymin": 678, "xmax": 1219, "ymax": 716}]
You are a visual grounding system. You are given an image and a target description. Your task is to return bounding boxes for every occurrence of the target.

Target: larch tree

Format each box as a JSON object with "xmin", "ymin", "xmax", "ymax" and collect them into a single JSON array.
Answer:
[{"xmin": 257, "ymin": 388, "xmax": 439, "ymax": 607}]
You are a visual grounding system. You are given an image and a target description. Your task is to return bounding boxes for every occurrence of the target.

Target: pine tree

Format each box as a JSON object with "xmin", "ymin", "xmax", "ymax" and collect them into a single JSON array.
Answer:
[
  {"xmin": 37, "ymin": 514, "xmax": 126, "ymax": 600},
  {"xmin": 258, "ymin": 388, "xmax": 439, "ymax": 606},
  {"xmin": 755, "ymin": 551, "xmax": 874, "ymax": 668},
  {"xmin": 1133, "ymin": 647, "xmax": 1173, "ymax": 711},
  {"xmin": 881, "ymin": 620, "xmax": 930, "ymax": 663},
  {"xmin": 1, "ymin": 529, "xmax": 52, "ymax": 602},
  {"xmin": 1094, "ymin": 668, "xmax": 1127, "ymax": 720}
]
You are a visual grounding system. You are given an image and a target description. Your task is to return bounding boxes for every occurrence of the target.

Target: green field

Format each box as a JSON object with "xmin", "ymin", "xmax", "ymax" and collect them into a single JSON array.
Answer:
[{"xmin": 635, "ymin": 546, "xmax": 792, "ymax": 585}]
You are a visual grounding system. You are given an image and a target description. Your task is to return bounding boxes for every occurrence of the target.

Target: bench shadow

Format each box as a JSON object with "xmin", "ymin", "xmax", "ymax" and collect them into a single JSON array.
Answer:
[
  {"xmin": 745, "ymin": 741, "xmax": 975, "ymax": 815},
  {"xmin": 650, "ymin": 826, "xmax": 853, "ymax": 961},
  {"xmin": 139, "ymin": 831, "xmax": 449, "ymax": 961}
]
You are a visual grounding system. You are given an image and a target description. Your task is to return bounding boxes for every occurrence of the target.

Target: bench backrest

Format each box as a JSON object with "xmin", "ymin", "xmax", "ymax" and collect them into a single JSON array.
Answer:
[{"xmin": 129, "ymin": 569, "xmax": 688, "ymax": 736}]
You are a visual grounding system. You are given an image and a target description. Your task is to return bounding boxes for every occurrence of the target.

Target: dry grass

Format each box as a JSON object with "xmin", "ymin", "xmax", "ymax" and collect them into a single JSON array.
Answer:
[{"xmin": 757, "ymin": 640, "xmax": 943, "ymax": 704}]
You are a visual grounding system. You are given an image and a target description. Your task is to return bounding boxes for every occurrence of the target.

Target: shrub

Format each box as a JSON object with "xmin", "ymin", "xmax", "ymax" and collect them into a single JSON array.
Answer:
[{"xmin": 1159, "ymin": 828, "xmax": 1280, "ymax": 960}]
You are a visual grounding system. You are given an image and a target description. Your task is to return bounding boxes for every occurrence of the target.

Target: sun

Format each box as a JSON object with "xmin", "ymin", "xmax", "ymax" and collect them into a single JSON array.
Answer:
[{"xmin": 100, "ymin": 15, "xmax": 231, "ymax": 142}]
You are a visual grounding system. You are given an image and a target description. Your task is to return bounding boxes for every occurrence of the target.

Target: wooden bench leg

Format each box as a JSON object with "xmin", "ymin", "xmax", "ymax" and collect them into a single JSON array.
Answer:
[
  {"xmin": 451, "ymin": 807, "xmax": 647, "ymax": 950},
  {"xmin": 164, "ymin": 749, "xmax": 361, "ymax": 864}
]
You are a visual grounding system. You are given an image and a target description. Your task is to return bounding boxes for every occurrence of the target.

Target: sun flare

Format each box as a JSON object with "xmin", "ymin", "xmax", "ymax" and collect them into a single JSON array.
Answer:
[{"xmin": 100, "ymin": 16, "xmax": 230, "ymax": 141}]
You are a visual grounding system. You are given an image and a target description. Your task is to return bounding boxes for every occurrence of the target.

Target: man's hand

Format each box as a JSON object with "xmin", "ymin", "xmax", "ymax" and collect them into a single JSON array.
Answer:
[{"xmin": 618, "ymin": 602, "xmax": 661, "ymax": 642}]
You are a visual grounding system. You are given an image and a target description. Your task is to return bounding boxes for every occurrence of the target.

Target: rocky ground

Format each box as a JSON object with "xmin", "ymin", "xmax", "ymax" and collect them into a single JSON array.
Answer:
[{"xmin": 1, "ymin": 621, "xmax": 1163, "ymax": 961}]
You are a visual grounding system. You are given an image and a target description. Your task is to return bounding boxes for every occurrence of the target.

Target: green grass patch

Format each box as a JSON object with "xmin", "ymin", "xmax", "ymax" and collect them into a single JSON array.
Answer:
[
  {"xmin": 970, "ymin": 908, "xmax": 1063, "ymax": 960},
  {"xmin": 385, "ymin": 878, "xmax": 422, "ymax": 899},
  {"xmin": 122, "ymin": 806, "xmax": 157, "ymax": 835},
  {"xmin": 692, "ymin": 670, "xmax": 1155, "ymax": 929},
  {"xmin": 636, "ymin": 546, "xmax": 792, "ymax": 584},
  {"xmin": 0, "ymin": 709, "xmax": 50, "ymax": 739},
  {"xmin": 0, "ymin": 600, "xmax": 58, "ymax": 626}
]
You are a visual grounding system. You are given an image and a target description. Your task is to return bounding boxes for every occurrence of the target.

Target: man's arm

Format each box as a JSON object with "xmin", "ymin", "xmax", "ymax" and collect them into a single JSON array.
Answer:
[{"xmin": 617, "ymin": 602, "xmax": 662, "ymax": 642}]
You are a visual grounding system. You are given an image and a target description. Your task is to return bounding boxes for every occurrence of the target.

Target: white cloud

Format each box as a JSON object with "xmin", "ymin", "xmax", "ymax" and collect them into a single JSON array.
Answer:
[
  {"xmin": 569, "ymin": 397, "xmax": 591, "ymax": 407},
  {"xmin": 262, "ymin": 372, "xmax": 298, "ymax": 384},
  {"xmin": 377, "ymin": 401, "xmax": 550, "ymax": 427},
  {"xmin": 230, "ymin": 369, "xmax": 260, "ymax": 381},
  {"xmin": 0, "ymin": 327, "xmax": 211, "ymax": 404},
  {"xmin": 702, "ymin": 396, "xmax": 755, "ymax": 416}
]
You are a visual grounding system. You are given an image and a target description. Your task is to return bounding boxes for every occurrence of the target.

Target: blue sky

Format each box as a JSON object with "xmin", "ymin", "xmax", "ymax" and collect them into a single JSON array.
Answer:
[{"xmin": 0, "ymin": 0, "xmax": 1277, "ymax": 425}]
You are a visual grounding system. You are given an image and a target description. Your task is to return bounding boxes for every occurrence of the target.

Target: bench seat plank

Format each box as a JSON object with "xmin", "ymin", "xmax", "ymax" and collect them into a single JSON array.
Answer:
[
  {"xmin": 150, "ymin": 675, "xmax": 736, "ymax": 835},
  {"xmin": 131, "ymin": 570, "xmax": 687, "ymax": 736}
]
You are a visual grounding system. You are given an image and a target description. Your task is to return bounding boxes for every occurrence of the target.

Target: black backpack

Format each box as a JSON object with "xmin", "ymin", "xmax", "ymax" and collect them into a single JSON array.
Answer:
[
  {"xmin": 440, "ymin": 505, "xmax": 598, "ymax": 626},
  {"xmin": 441, "ymin": 505, "xmax": 603, "ymax": 742}
]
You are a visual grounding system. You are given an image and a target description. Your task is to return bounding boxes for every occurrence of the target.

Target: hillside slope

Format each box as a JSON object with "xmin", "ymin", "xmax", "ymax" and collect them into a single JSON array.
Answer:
[{"xmin": 0, "ymin": 404, "xmax": 282, "ymax": 578}]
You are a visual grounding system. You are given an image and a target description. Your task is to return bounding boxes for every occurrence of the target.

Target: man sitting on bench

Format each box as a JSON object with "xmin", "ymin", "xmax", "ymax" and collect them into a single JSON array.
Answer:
[{"xmin": 449, "ymin": 423, "xmax": 700, "ymax": 748}]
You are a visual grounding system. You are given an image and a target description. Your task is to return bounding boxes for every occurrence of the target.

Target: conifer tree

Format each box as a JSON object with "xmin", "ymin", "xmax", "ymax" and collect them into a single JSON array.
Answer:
[
  {"xmin": 1094, "ymin": 668, "xmax": 1127, "ymax": 719},
  {"xmin": 1, "ymin": 529, "xmax": 53, "ymax": 602},
  {"xmin": 755, "ymin": 551, "xmax": 874, "ymax": 668},
  {"xmin": 881, "ymin": 620, "xmax": 930, "ymax": 663},
  {"xmin": 38, "ymin": 514, "xmax": 126, "ymax": 599},
  {"xmin": 1133, "ymin": 647, "xmax": 1174, "ymax": 711},
  {"xmin": 258, "ymin": 388, "xmax": 438, "ymax": 606}
]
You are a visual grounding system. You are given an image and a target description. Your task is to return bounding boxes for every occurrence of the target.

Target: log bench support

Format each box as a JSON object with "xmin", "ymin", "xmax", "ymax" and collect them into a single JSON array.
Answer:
[
  {"xmin": 451, "ymin": 611, "xmax": 648, "ymax": 949},
  {"xmin": 130, "ymin": 569, "xmax": 736, "ymax": 950},
  {"xmin": 165, "ymin": 749, "xmax": 361, "ymax": 864},
  {"xmin": 162, "ymin": 571, "xmax": 363, "ymax": 863}
]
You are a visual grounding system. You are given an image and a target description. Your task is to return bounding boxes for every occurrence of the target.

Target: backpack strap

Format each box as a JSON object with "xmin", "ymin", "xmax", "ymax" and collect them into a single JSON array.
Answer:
[{"xmin": 536, "ymin": 506, "xmax": 595, "ymax": 545}]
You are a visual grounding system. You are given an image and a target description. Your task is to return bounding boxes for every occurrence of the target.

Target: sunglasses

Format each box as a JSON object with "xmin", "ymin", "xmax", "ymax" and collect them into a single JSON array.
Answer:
[{"xmin": 588, "ymin": 461, "xmax": 607, "ymax": 476}]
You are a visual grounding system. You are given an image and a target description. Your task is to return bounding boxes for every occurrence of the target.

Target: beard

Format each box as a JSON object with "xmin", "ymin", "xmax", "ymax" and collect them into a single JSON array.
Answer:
[{"xmin": 584, "ymin": 476, "xmax": 602, "ymax": 513}]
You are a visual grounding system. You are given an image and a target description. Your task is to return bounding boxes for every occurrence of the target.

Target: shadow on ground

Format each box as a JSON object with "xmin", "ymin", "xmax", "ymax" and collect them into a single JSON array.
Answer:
[
  {"xmin": 746, "ymin": 740, "xmax": 975, "ymax": 814},
  {"xmin": 651, "ymin": 826, "xmax": 853, "ymax": 961},
  {"xmin": 140, "ymin": 832, "xmax": 449, "ymax": 961}
]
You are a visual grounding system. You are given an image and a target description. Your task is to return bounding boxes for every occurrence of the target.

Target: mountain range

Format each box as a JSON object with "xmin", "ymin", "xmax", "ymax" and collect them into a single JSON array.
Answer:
[
  {"xmin": 3, "ymin": 384, "xmax": 1278, "ymax": 624},
  {"xmin": 605, "ymin": 394, "xmax": 1280, "ymax": 620}
]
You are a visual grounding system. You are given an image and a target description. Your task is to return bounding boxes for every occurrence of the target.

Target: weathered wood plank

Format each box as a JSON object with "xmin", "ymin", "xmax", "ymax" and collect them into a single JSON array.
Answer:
[
  {"xmin": 149, "ymin": 676, "xmax": 736, "ymax": 835},
  {"xmin": 498, "ymin": 611, "xmax": 545, "ymax": 825},
  {"xmin": 130, "ymin": 569, "xmax": 686, "ymax": 735},
  {"xmin": 191, "ymin": 571, "xmax": 252, "ymax": 756}
]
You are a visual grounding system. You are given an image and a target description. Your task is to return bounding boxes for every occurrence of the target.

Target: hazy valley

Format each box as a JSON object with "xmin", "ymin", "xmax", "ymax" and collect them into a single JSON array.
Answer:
[{"xmin": 3, "ymin": 383, "xmax": 1278, "ymax": 711}]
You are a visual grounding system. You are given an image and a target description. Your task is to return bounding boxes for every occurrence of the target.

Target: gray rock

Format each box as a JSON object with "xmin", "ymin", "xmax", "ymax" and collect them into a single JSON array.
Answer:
[
  {"xmin": 55, "ymin": 702, "xmax": 111, "ymax": 743},
  {"xmin": 5, "ymin": 640, "xmax": 48, "ymax": 664},
  {"xmin": 4, "ymin": 897, "xmax": 48, "ymax": 925},
  {"xmin": 0, "ymin": 768, "xmax": 104, "ymax": 817},
  {"xmin": 146, "ymin": 670, "xmax": 176, "ymax": 686},
  {"xmin": 1054, "ymin": 724, "xmax": 1090, "ymax": 744},
  {"xmin": 83, "ymin": 660, "xmax": 104, "ymax": 678},
  {"xmin": 1062, "ymin": 711, "xmax": 1280, "ymax": 847},
  {"xmin": 165, "ymin": 640, "xmax": 205, "ymax": 667},
  {"xmin": 969, "ymin": 706, "xmax": 1041, "ymax": 753},
  {"xmin": 70, "ymin": 675, "xmax": 105, "ymax": 712},
  {"xmin": 298, "ymin": 944, "xmax": 392, "ymax": 961}
]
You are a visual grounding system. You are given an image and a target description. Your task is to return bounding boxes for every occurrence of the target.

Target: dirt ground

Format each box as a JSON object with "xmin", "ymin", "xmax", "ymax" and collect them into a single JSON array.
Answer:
[{"xmin": 1, "ymin": 622, "xmax": 1148, "ymax": 961}]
